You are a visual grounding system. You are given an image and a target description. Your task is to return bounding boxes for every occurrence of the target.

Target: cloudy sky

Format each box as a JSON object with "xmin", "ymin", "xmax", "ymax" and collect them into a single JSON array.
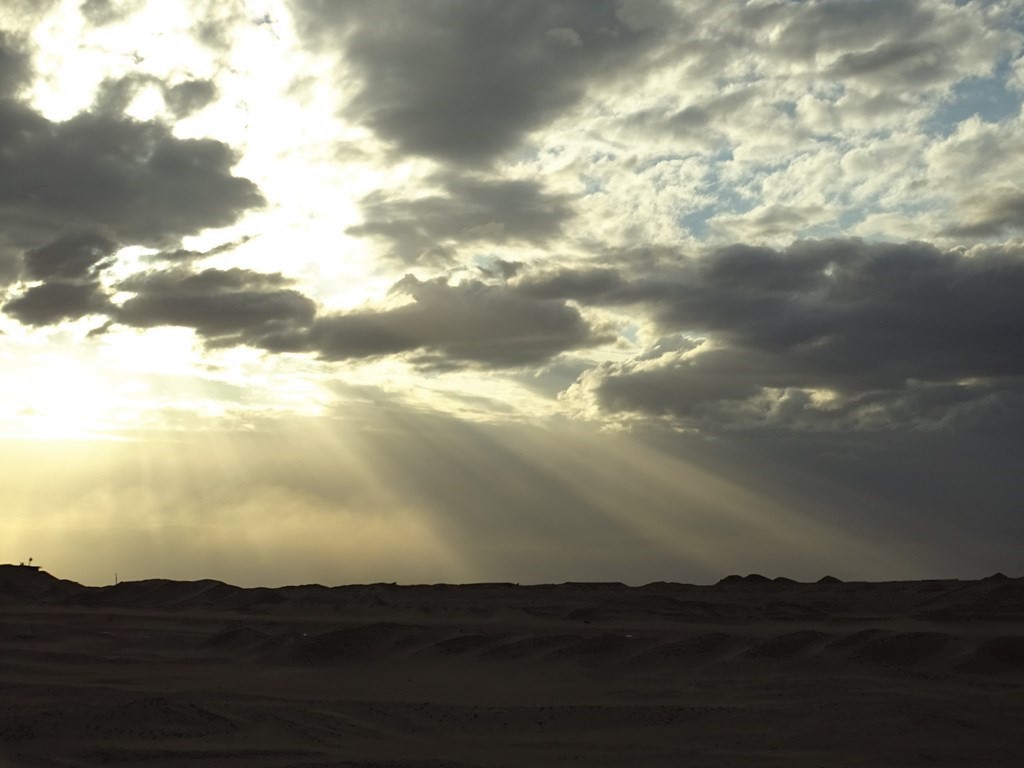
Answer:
[{"xmin": 1, "ymin": 0, "xmax": 1022, "ymax": 586}]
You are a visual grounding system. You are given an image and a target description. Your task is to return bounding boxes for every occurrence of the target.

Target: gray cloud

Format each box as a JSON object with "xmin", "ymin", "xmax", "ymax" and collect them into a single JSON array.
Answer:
[
  {"xmin": 587, "ymin": 352, "xmax": 1024, "ymax": 433},
  {"xmin": 0, "ymin": 34, "xmax": 29, "ymax": 276},
  {"xmin": 516, "ymin": 266, "xmax": 627, "ymax": 301},
  {"xmin": 627, "ymin": 88, "xmax": 758, "ymax": 144},
  {"xmin": 293, "ymin": 0, "xmax": 666, "ymax": 167},
  {"xmin": 0, "ymin": 1, "xmax": 62, "ymax": 31},
  {"xmin": 708, "ymin": 205, "xmax": 829, "ymax": 241},
  {"xmin": 3, "ymin": 280, "xmax": 113, "ymax": 326},
  {"xmin": 827, "ymin": 39, "xmax": 947, "ymax": 86},
  {"xmin": 164, "ymin": 79, "xmax": 217, "ymax": 118},
  {"xmin": 79, "ymin": 0, "xmax": 146, "ymax": 26},
  {"xmin": 92, "ymin": 74, "xmax": 219, "ymax": 120},
  {"xmin": 945, "ymin": 186, "xmax": 1024, "ymax": 238},
  {"xmin": 348, "ymin": 174, "xmax": 574, "ymax": 264},
  {"xmin": 1, "ymin": 230, "xmax": 118, "ymax": 325},
  {"xmin": 307, "ymin": 274, "xmax": 608, "ymax": 368},
  {"xmin": 0, "ymin": 31, "xmax": 29, "ymax": 97},
  {"xmin": 0, "ymin": 104, "xmax": 263, "ymax": 248},
  {"xmin": 0, "ymin": 29, "xmax": 261, "ymax": 294},
  {"xmin": 0, "ymin": 31, "xmax": 262, "ymax": 312},
  {"xmin": 144, "ymin": 236, "xmax": 254, "ymax": 264},
  {"xmin": 23, "ymin": 231, "xmax": 118, "ymax": 280},
  {"xmin": 773, "ymin": 0, "xmax": 1011, "ymax": 102},
  {"xmin": 96, "ymin": 265, "xmax": 605, "ymax": 368},
  {"xmin": 774, "ymin": 0, "xmax": 940, "ymax": 64},
  {"xmin": 116, "ymin": 268, "xmax": 317, "ymax": 347},
  {"xmin": 521, "ymin": 239, "xmax": 1024, "ymax": 430}
]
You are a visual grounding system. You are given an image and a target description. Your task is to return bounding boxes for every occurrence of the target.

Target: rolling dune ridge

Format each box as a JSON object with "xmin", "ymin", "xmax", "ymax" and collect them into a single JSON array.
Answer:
[{"xmin": 2, "ymin": 566, "xmax": 1024, "ymax": 766}]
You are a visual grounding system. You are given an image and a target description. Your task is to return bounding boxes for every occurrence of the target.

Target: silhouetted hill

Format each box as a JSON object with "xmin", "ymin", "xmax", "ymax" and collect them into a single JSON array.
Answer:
[
  {"xmin": 0, "ymin": 564, "xmax": 83, "ymax": 601},
  {"xmin": 717, "ymin": 574, "xmax": 774, "ymax": 586},
  {"xmin": 3, "ymin": 567, "xmax": 1023, "ymax": 621}
]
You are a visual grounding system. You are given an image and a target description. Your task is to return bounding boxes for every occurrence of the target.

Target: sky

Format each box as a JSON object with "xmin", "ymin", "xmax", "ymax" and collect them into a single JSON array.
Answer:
[{"xmin": 1, "ymin": 0, "xmax": 1022, "ymax": 587}]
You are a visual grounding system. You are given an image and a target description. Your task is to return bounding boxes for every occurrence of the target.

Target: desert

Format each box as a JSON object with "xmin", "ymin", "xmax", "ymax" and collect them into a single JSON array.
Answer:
[{"xmin": 2, "ymin": 565, "xmax": 1023, "ymax": 767}]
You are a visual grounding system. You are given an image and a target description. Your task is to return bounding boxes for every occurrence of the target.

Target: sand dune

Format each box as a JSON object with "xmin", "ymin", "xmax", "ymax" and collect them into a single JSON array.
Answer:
[{"xmin": 2, "ymin": 565, "xmax": 1024, "ymax": 766}]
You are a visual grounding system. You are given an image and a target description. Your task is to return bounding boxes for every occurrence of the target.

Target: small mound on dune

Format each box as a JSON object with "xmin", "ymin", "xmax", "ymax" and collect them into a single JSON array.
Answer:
[
  {"xmin": 81, "ymin": 578, "xmax": 242, "ymax": 609},
  {"xmin": 223, "ymin": 586, "xmax": 287, "ymax": 609},
  {"xmin": 717, "ymin": 574, "xmax": 772, "ymax": 586},
  {"xmin": 0, "ymin": 565, "xmax": 81, "ymax": 601},
  {"xmin": 559, "ymin": 582, "xmax": 631, "ymax": 591}
]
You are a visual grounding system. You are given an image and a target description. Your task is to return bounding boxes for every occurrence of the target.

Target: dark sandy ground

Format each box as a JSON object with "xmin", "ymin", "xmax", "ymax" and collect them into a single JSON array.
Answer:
[{"xmin": 2, "ymin": 565, "xmax": 1024, "ymax": 767}]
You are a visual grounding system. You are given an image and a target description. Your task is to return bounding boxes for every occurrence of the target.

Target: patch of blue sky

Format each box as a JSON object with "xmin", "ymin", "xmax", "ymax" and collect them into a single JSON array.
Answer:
[
  {"xmin": 925, "ymin": 67, "xmax": 1022, "ymax": 136},
  {"xmin": 619, "ymin": 323, "xmax": 643, "ymax": 348},
  {"xmin": 582, "ymin": 175, "xmax": 604, "ymax": 195},
  {"xmin": 677, "ymin": 192, "xmax": 756, "ymax": 239},
  {"xmin": 677, "ymin": 206, "xmax": 715, "ymax": 238},
  {"xmin": 775, "ymin": 100, "xmax": 798, "ymax": 119},
  {"xmin": 836, "ymin": 209, "xmax": 865, "ymax": 230},
  {"xmin": 676, "ymin": 153, "xmax": 755, "ymax": 238}
]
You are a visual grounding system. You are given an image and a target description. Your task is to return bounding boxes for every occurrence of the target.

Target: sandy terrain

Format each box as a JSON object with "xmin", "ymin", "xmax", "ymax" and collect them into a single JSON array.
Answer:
[{"xmin": 2, "ymin": 565, "xmax": 1023, "ymax": 767}]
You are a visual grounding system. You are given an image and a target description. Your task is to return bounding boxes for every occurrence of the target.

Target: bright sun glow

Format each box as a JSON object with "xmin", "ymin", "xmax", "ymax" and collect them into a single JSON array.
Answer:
[
  {"xmin": 1, "ymin": 0, "xmax": 1022, "ymax": 587},
  {"xmin": 1, "ymin": 354, "xmax": 120, "ymax": 440}
]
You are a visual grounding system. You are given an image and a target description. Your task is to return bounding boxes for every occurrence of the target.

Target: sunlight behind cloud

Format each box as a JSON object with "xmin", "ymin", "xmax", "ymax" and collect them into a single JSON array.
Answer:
[
  {"xmin": 0, "ymin": 352, "xmax": 120, "ymax": 440},
  {"xmin": 1, "ymin": 0, "xmax": 1021, "ymax": 585}
]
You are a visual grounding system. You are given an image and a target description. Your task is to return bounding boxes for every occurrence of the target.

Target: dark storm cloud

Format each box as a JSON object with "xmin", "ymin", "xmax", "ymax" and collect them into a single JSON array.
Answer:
[
  {"xmin": 0, "ymin": 24, "xmax": 261, "ymax": 288},
  {"xmin": 116, "ymin": 268, "xmax": 317, "ymax": 347},
  {"xmin": 0, "ymin": 30, "xmax": 262, "ymax": 316},
  {"xmin": 3, "ymin": 280, "xmax": 113, "ymax": 326},
  {"xmin": 520, "ymin": 239, "xmax": 1024, "ymax": 430},
  {"xmin": 163, "ymin": 79, "xmax": 218, "ymax": 118},
  {"xmin": 1, "ymin": 230, "xmax": 118, "ymax": 325},
  {"xmin": 23, "ymin": 231, "xmax": 118, "ymax": 280},
  {"xmin": 144, "ymin": 236, "xmax": 253, "ymax": 264},
  {"xmin": 347, "ymin": 174, "xmax": 574, "ymax": 264},
  {"xmin": 0, "ymin": 104, "xmax": 263, "ymax": 247},
  {"xmin": 0, "ymin": 32, "xmax": 30, "ymax": 97},
  {"xmin": 293, "ymin": 0, "xmax": 667, "ymax": 166},
  {"xmin": 306, "ymin": 274, "xmax": 608, "ymax": 368},
  {"xmin": 92, "ymin": 74, "xmax": 219, "ymax": 120},
  {"xmin": 516, "ymin": 266, "xmax": 627, "ymax": 301},
  {"xmin": 0, "ymin": 33, "xmax": 30, "ymax": 279}
]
